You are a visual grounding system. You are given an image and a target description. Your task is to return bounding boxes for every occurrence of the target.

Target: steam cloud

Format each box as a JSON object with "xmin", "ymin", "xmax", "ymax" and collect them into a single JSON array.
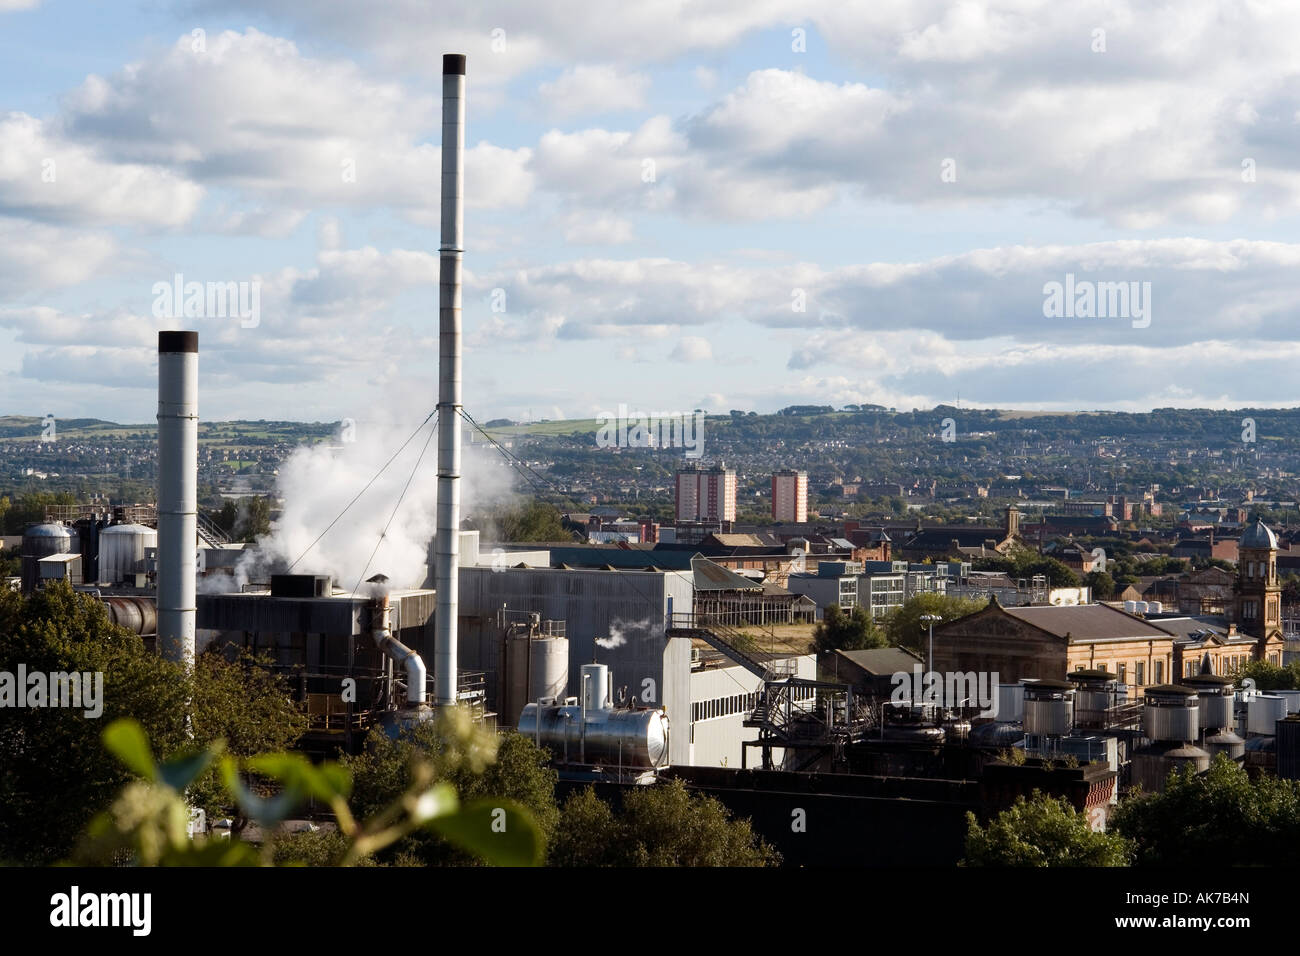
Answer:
[
  {"xmin": 232, "ymin": 419, "xmax": 516, "ymax": 591},
  {"xmin": 595, "ymin": 616, "xmax": 653, "ymax": 650}
]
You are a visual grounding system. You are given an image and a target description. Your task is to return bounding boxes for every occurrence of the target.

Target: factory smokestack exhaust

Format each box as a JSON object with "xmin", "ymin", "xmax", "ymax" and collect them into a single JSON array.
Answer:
[
  {"xmin": 157, "ymin": 331, "xmax": 198, "ymax": 668},
  {"xmin": 434, "ymin": 52, "xmax": 465, "ymax": 707}
]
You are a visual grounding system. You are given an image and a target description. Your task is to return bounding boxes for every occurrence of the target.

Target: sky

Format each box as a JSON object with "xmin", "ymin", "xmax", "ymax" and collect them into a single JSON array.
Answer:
[{"xmin": 5, "ymin": 0, "xmax": 1300, "ymax": 426}]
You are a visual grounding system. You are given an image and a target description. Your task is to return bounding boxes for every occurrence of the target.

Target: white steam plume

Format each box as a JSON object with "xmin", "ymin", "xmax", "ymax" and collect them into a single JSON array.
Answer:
[{"xmin": 235, "ymin": 417, "xmax": 516, "ymax": 591}]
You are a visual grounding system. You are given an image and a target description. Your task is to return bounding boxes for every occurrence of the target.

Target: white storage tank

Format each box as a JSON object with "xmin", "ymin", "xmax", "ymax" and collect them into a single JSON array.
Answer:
[
  {"xmin": 1147, "ymin": 601, "xmax": 1163, "ymax": 614},
  {"xmin": 1022, "ymin": 680, "xmax": 1074, "ymax": 736},
  {"xmin": 582, "ymin": 663, "xmax": 610, "ymax": 712},
  {"xmin": 1249, "ymin": 695, "xmax": 1289, "ymax": 735},
  {"xmin": 996, "ymin": 683, "xmax": 1025, "ymax": 722},
  {"xmin": 503, "ymin": 632, "xmax": 569, "ymax": 725},
  {"xmin": 1124, "ymin": 601, "xmax": 1138, "ymax": 614},
  {"xmin": 98, "ymin": 523, "xmax": 158, "ymax": 584}
]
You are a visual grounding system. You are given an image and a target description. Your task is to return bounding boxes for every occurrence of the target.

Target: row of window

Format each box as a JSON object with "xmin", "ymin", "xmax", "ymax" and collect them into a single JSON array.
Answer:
[
  {"xmin": 692, "ymin": 684, "xmax": 816, "ymax": 723},
  {"xmin": 1099, "ymin": 654, "xmax": 1280, "ymax": 686}
]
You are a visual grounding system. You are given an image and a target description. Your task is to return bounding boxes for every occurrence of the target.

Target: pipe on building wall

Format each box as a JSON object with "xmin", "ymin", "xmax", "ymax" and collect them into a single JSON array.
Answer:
[
  {"xmin": 157, "ymin": 331, "xmax": 198, "ymax": 668},
  {"xmin": 372, "ymin": 595, "xmax": 427, "ymax": 707},
  {"xmin": 434, "ymin": 52, "xmax": 466, "ymax": 707}
]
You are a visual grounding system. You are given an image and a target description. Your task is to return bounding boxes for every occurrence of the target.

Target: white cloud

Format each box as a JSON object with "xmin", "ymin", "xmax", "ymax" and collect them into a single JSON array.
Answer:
[
  {"xmin": 538, "ymin": 65, "xmax": 650, "ymax": 118},
  {"xmin": 671, "ymin": 336, "xmax": 714, "ymax": 362}
]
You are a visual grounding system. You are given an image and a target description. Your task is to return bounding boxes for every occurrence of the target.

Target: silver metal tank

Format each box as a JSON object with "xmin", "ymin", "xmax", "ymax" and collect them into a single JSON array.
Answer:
[
  {"xmin": 1069, "ymin": 669, "xmax": 1120, "ymax": 728},
  {"xmin": 1022, "ymin": 680, "xmax": 1074, "ymax": 736},
  {"xmin": 517, "ymin": 702, "xmax": 669, "ymax": 769},
  {"xmin": 1143, "ymin": 685, "xmax": 1200, "ymax": 743},
  {"xmin": 503, "ymin": 633, "xmax": 569, "ymax": 725},
  {"xmin": 1182, "ymin": 674, "xmax": 1235, "ymax": 730},
  {"xmin": 102, "ymin": 596, "xmax": 158, "ymax": 636},
  {"xmin": 98, "ymin": 523, "xmax": 158, "ymax": 584},
  {"xmin": 581, "ymin": 663, "xmax": 609, "ymax": 712},
  {"xmin": 996, "ymin": 683, "xmax": 1024, "ymax": 722},
  {"xmin": 1132, "ymin": 741, "xmax": 1210, "ymax": 793},
  {"xmin": 1248, "ymin": 695, "xmax": 1288, "ymax": 735},
  {"xmin": 21, "ymin": 522, "xmax": 76, "ymax": 593}
]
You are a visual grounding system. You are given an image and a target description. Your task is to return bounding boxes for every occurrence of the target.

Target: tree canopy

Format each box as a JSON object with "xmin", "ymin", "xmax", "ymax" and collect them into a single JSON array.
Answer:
[
  {"xmin": 884, "ymin": 593, "xmax": 985, "ymax": 655},
  {"xmin": 548, "ymin": 780, "xmax": 779, "ymax": 867},
  {"xmin": 961, "ymin": 792, "xmax": 1132, "ymax": 866},
  {"xmin": 1110, "ymin": 754, "xmax": 1300, "ymax": 866},
  {"xmin": 814, "ymin": 604, "xmax": 887, "ymax": 654},
  {"xmin": 0, "ymin": 581, "xmax": 306, "ymax": 864}
]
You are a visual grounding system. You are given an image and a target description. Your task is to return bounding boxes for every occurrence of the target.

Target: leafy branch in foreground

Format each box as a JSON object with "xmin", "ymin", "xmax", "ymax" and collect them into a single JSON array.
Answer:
[{"xmin": 72, "ymin": 711, "xmax": 544, "ymax": 867}]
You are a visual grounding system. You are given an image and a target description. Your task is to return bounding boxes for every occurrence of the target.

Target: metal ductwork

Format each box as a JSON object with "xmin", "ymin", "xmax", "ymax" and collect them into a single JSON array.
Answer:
[
  {"xmin": 157, "ymin": 330, "xmax": 198, "ymax": 668},
  {"xmin": 433, "ymin": 52, "xmax": 466, "ymax": 707},
  {"xmin": 372, "ymin": 595, "xmax": 426, "ymax": 707}
]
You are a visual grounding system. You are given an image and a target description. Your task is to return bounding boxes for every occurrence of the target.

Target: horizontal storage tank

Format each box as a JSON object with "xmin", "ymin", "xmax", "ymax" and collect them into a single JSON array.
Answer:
[
  {"xmin": 1124, "ymin": 600, "xmax": 1137, "ymax": 613},
  {"xmin": 102, "ymin": 596, "xmax": 158, "ymax": 636},
  {"xmin": 1249, "ymin": 695, "xmax": 1288, "ymax": 736},
  {"xmin": 1023, "ymin": 680, "xmax": 1074, "ymax": 736},
  {"xmin": 1147, "ymin": 601, "xmax": 1163, "ymax": 614},
  {"xmin": 503, "ymin": 633, "xmax": 569, "ymax": 725},
  {"xmin": 518, "ymin": 703, "xmax": 669, "ymax": 769},
  {"xmin": 1143, "ymin": 685, "xmax": 1200, "ymax": 743},
  {"xmin": 98, "ymin": 523, "xmax": 158, "ymax": 584}
]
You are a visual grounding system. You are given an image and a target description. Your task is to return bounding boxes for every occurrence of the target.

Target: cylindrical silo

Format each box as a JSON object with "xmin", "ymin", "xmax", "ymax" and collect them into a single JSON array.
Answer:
[
  {"xmin": 98, "ymin": 523, "xmax": 158, "ymax": 584},
  {"xmin": 504, "ymin": 632, "xmax": 569, "ymax": 725},
  {"xmin": 21, "ymin": 523, "xmax": 75, "ymax": 594},
  {"xmin": 1132, "ymin": 685, "xmax": 1210, "ymax": 793}
]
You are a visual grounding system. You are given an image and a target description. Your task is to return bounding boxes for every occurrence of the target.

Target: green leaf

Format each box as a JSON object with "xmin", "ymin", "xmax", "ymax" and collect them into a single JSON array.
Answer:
[
  {"xmin": 221, "ymin": 756, "xmax": 302, "ymax": 829},
  {"xmin": 159, "ymin": 742, "xmax": 223, "ymax": 792},
  {"xmin": 102, "ymin": 718, "xmax": 156, "ymax": 781},
  {"xmin": 407, "ymin": 783, "xmax": 458, "ymax": 823},
  {"xmin": 246, "ymin": 753, "xmax": 351, "ymax": 802},
  {"xmin": 428, "ymin": 799, "xmax": 543, "ymax": 867},
  {"xmin": 160, "ymin": 839, "xmax": 262, "ymax": 867}
]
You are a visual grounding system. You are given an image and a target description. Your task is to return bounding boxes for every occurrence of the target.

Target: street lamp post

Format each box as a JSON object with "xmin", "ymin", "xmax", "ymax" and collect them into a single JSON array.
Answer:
[{"xmin": 921, "ymin": 613, "xmax": 942, "ymax": 677}]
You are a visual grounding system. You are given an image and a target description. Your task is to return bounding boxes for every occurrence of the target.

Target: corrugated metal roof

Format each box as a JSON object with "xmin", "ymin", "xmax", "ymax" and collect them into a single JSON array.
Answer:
[{"xmin": 690, "ymin": 556, "xmax": 762, "ymax": 591}]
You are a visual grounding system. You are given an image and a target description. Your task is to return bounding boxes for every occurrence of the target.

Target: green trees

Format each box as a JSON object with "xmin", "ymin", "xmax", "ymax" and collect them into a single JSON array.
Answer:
[
  {"xmin": 548, "ymin": 780, "xmax": 779, "ymax": 867},
  {"xmin": 1084, "ymin": 570, "xmax": 1116, "ymax": 600},
  {"xmin": 340, "ymin": 719, "xmax": 560, "ymax": 865},
  {"xmin": 961, "ymin": 793, "xmax": 1132, "ymax": 866},
  {"xmin": 813, "ymin": 604, "xmax": 887, "ymax": 654},
  {"xmin": 884, "ymin": 594, "xmax": 985, "ymax": 655},
  {"xmin": 469, "ymin": 500, "xmax": 570, "ymax": 543},
  {"xmin": 1111, "ymin": 755, "xmax": 1300, "ymax": 866},
  {"xmin": 0, "ymin": 581, "xmax": 306, "ymax": 864},
  {"xmin": 1234, "ymin": 659, "xmax": 1300, "ymax": 690}
]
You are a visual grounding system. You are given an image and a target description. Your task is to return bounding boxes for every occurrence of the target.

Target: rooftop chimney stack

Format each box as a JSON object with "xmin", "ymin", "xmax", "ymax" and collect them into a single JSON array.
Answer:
[
  {"xmin": 434, "ymin": 53, "xmax": 466, "ymax": 707},
  {"xmin": 157, "ymin": 331, "xmax": 198, "ymax": 668}
]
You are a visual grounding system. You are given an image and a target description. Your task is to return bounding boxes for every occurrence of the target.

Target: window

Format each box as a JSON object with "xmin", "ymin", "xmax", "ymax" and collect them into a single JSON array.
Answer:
[
  {"xmin": 1154, "ymin": 660, "xmax": 1164, "ymax": 684},
  {"xmin": 1118, "ymin": 664, "xmax": 1127, "ymax": 684},
  {"xmin": 1185, "ymin": 661, "xmax": 1197, "ymax": 678},
  {"xmin": 1244, "ymin": 600, "xmax": 1258, "ymax": 621},
  {"xmin": 1271, "ymin": 653, "xmax": 1280, "ymax": 666},
  {"xmin": 1135, "ymin": 662, "xmax": 1145, "ymax": 686}
]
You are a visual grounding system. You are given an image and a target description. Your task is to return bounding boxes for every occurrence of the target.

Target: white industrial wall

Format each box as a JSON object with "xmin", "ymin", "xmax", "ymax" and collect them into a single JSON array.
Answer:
[
  {"xmin": 687, "ymin": 655, "xmax": 816, "ymax": 767},
  {"xmin": 457, "ymin": 565, "xmax": 696, "ymax": 764}
]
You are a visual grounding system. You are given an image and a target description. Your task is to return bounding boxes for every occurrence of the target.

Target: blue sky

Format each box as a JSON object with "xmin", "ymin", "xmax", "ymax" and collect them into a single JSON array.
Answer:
[{"xmin": 5, "ymin": 0, "xmax": 1300, "ymax": 426}]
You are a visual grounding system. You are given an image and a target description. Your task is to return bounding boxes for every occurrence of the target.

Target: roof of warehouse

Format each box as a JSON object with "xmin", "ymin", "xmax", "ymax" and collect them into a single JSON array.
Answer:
[
  {"xmin": 690, "ymin": 557, "xmax": 762, "ymax": 591},
  {"xmin": 547, "ymin": 547, "xmax": 697, "ymax": 571},
  {"xmin": 1000, "ymin": 603, "xmax": 1172, "ymax": 641},
  {"xmin": 834, "ymin": 647, "xmax": 925, "ymax": 674}
]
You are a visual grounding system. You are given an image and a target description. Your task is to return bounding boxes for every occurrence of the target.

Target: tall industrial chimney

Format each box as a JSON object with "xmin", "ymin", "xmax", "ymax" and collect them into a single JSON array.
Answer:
[
  {"xmin": 157, "ymin": 330, "xmax": 198, "ymax": 668},
  {"xmin": 434, "ymin": 53, "xmax": 465, "ymax": 707}
]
